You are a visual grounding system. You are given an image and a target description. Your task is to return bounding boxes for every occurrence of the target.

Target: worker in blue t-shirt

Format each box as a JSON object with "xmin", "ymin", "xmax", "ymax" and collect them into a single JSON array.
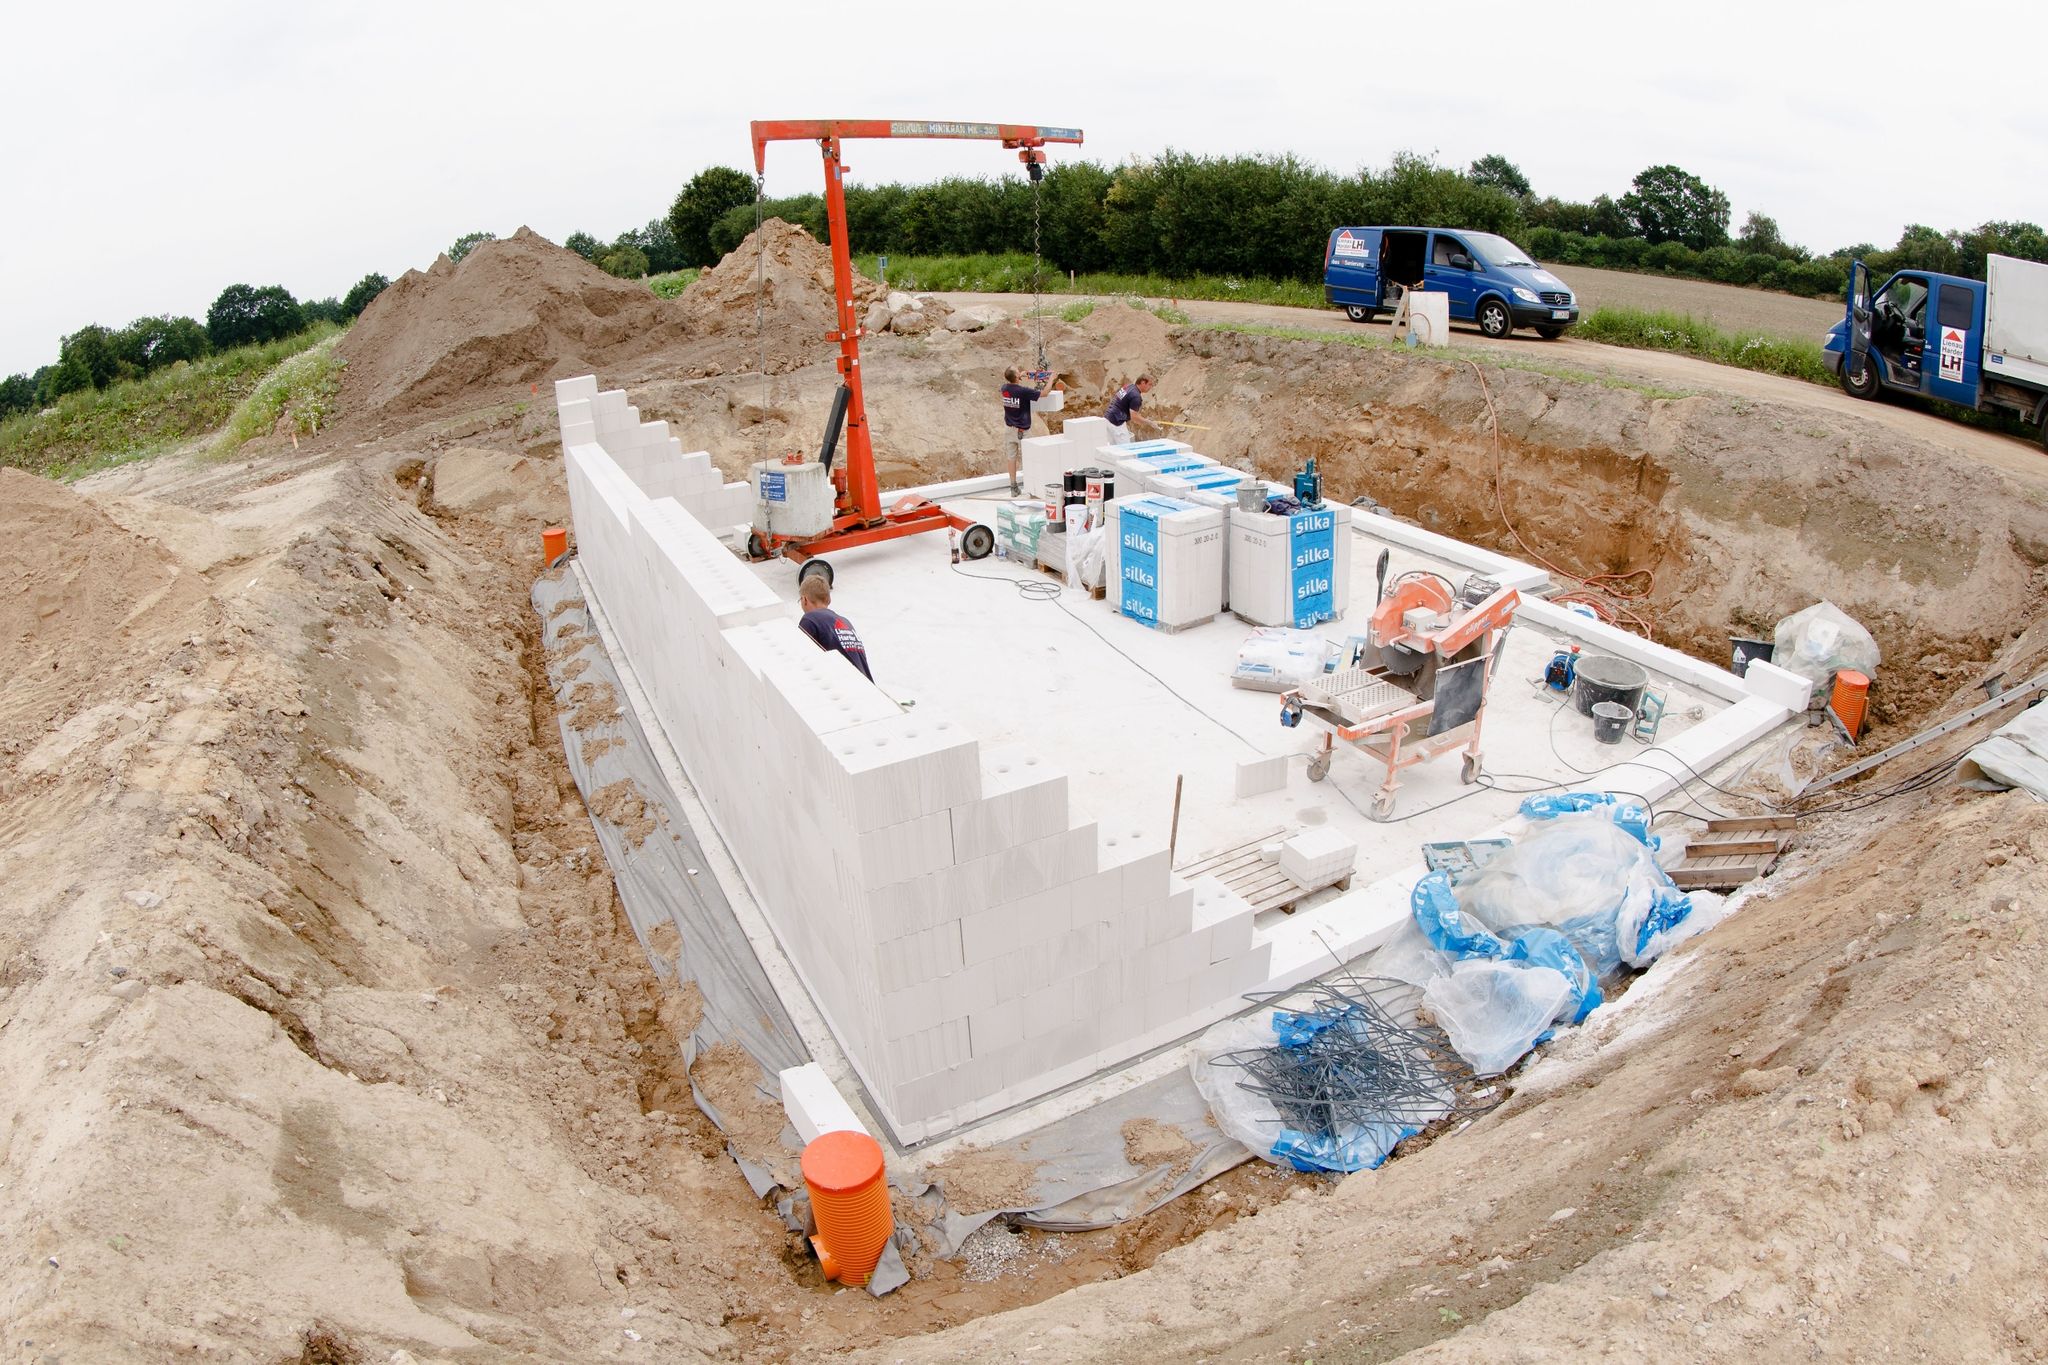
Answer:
[
  {"xmin": 797, "ymin": 573, "xmax": 873, "ymax": 681},
  {"xmin": 999, "ymin": 367, "xmax": 1064, "ymax": 495},
  {"xmin": 1104, "ymin": 374, "xmax": 1154, "ymax": 445}
]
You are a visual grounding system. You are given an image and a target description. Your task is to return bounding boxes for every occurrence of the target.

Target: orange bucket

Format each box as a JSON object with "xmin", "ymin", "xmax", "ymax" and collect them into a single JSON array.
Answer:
[
  {"xmin": 541, "ymin": 526, "xmax": 568, "ymax": 563},
  {"xmin": 801, "ymin": 1130, "xmax": 892, "ymax": 1286},
  {"xmin": 1830, "ymin": 669, "xmax": 1869, "ymax": 740}
]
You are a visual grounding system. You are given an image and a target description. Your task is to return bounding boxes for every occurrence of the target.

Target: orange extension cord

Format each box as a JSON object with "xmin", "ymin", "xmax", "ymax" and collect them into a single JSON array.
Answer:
[{"xmin": 1464, "ymin": 359, "xmax": 1658, "ymax": 637}]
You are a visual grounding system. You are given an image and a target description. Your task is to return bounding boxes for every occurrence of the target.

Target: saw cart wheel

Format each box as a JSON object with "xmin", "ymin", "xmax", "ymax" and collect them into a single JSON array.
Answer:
[
  {"xmin": 961, "ymin": 524, "xmax": 995, "ymax": 561},
  {"xmin": 1461, "ymin": 752, "xmax": 1482, "ymax": 785},
  {"xmin": 1370, "ymin": 791, "xmax": 1395, "ymax": 821},
  {"xmin": 1307, "ymin": 751, "xmax": 1332, "ymax": 783}
]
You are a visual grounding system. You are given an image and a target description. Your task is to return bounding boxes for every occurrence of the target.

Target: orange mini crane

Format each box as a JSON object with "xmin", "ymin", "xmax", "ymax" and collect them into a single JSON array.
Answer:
[{"xmin": 746, "ymin": 119, "xmax": 1084, "ymax": 562}]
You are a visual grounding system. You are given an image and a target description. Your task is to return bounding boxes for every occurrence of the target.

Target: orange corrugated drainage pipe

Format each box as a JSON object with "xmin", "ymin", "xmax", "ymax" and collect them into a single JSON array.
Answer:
[
  {"xmin": 1831, "ymin": 670, "xmax": 1870, "ymax": 741},
  {"xmin": 801, "ymin": 1129, "xmax": 892, "ymax": 1286},
  {"xmin": 542, "ymin": 526, "xmax": 568, "ymax": 563}
]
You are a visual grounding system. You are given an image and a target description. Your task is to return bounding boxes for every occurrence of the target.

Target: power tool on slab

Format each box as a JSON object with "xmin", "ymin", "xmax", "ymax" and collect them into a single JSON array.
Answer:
[
  {"xmin": 1293, "ymin": 457, "xmax": 1322, "ymax": 508},
  {"xmin": 1544, "ymin": 643, "xmax": 1581, "ymax": 693}
]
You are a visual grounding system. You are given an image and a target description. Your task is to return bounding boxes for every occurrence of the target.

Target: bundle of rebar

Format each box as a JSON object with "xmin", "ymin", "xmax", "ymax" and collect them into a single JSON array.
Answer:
[{"xmin": 1213, "ymin": 975, "xmax": 1498, "ymax": 1143}]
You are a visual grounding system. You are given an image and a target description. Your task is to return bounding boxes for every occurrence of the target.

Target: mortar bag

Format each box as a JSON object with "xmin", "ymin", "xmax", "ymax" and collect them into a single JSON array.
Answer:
[
  {"xmin": 1771, "ymin": 600, "xmax": 1881, "ymax": 690},
  {"xmin": 1505, "ymin": 925, "xmax": 1602, "ymax": 1023},
  {"xmin": 1423, "ymin": 959, "xmax": 1575, "ymax": 1077},
  {"xmin": 1518, "ymin": 791, "xmax": 1656, "ymax": 849},
  {"xmin": 1410, "ymin": 870, "xmax": 1505, "ymax": 960}
]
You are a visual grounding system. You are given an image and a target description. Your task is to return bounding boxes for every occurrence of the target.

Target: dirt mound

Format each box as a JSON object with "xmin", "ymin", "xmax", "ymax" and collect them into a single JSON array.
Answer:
[
  {"xmin": 681, "ymin": 218, "xmax": 880, "ymax": 353},
  {"xmin": 0, "ymin": 467, "xmax": 209, "ymax": 748},
  {"xmin": 337, "ymin": 226, "xmax": 688, "ymax": 426}
]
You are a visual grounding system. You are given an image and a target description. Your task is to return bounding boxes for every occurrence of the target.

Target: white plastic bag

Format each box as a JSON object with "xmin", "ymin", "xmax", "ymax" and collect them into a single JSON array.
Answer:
[
  {"xmin": 1423, "ymin": 960, "xmax": 1575, "ymax": 1076},
  {"xmin": 1458, "ymin": 812, "xmax": 1669, "ymax": 968},
  {"xmin": 1772, "ymin": 600, "xmax": 1880, "ymax": 690},
  {"xmin": 1067, "ymin": 521, "xmax": 1105, "ymax": 591},
  {"xmin": 1230, "ymin": 628, "xmax": 1338, "ymax": 692}
]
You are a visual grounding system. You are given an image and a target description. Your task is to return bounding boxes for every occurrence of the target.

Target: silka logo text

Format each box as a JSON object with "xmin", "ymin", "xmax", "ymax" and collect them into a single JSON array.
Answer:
[
  {"xmin": 1293, "ymin": 544, "xmax": 1332, "ymax": 569},
  {"xmin": 1295, "ymin": 576, "xmax": 1331, "ymax": 600},
  {"xmin": 1123, "ymin": 565, "xmax": 1156, "ymax": 588},
  {"xmin": 1122, "ymin": 531, "xmax": 1156, "ymax": 555}
]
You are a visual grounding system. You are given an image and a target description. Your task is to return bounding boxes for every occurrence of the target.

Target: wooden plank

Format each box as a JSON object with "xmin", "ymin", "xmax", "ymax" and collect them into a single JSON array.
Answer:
[
  {"xmin": 1176, "ymin": 827, "xmax": 1287, "ymax": 875},
  {"xmin": 1687, "ymin": 836, "xmax": 1784, "ymax": 858},
  {"xmin": 1704, "ymin": 816, "xmax": 1797, "ymax": 832}
]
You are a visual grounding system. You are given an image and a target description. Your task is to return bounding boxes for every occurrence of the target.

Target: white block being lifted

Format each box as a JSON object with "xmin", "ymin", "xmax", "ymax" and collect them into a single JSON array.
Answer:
[{"xmin": 778, "ymin": 1062, "xmax": 868, "ymax": 1145}]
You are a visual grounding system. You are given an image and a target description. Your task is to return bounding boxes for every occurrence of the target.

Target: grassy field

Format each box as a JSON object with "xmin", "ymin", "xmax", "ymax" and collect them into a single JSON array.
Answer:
[
  {"xmin": 1545, "ymin": 263, "xmax": 1842, "ymax": 342},
  {"xmin": 1575, "ymin": 307, "xmax": 1835, "ymax": 384},
  {"xmin": 855, "ymin": 253, "xmax": 1324, "ymax": 309},
  {"xmin": 0, "ymin": 325, "xmax": 343, "ymax": 478}
]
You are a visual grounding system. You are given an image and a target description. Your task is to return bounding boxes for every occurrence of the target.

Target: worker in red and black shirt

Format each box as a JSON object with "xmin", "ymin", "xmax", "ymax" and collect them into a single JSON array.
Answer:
[
  {"xmin": 1104, "ymin": 374, "xmax": 1154, "ymax": 445},
  {"xmin": 1000, "ymin": 367, "xmax": 1064, "ymax": 495},
  {"xmin": 797, "ymin": 573, "xmax": 873, "ymax": 681}
]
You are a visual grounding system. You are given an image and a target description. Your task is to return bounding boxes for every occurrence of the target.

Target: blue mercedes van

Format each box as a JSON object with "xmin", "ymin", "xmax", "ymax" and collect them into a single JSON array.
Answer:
[{"xmin": 1324, "ymin": 226, "xmax": 1579, "ymax": 339}]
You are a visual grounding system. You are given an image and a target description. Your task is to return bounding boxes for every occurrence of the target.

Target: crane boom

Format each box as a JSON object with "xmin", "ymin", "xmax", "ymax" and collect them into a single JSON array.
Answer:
[{"xmin": 745, "ymin": 119, "xmax": 1084, "ymax": 558}]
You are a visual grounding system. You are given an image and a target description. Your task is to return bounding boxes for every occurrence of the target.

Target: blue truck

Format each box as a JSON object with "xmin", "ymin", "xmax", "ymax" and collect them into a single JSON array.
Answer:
[
  {"xmin": 1824, "ymin": 253, "xmax": 2048, "ymax": 448},
  {"xmin": 1323, "ymin": 226, "xmax": 1580, "ymax": 339}
]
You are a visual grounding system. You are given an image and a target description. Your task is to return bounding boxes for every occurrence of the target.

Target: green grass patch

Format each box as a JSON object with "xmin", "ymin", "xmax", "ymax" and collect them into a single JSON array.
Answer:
[
  {"xmin": 1575, "ymin": 307, "xmax": 1833, "ymax": 385},
  {"xmin": 647, "ymin": 268, "xmax": 702, "ymax": 299},
  {"xmin": 0, "ymin": 325, "xmax": 342, "ymax": 478},
  {"xmin": 854, "ymin": 253, "xmax": 1324, "ymax": 309},
  {"xmin": 1059, "ymin": 300, "xmax": 1095, "ymax": 323},
  {"xmin": 212, "ymin": 334, "xmax": 347, "ymax": 455}
]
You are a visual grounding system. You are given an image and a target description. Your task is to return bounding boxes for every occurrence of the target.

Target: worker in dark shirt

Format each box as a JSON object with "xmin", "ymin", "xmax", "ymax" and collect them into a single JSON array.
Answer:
[
  {"xmin": 1104, "ymin": 374, "xmax": 1154, "ymax": 445},
  {"xmin": 999, "ymin": 367, "xmax": 1064, "ymax": 495},
  {"xmin": 797, "ymin": 573, "xmax": 873, "ymax": 681}
]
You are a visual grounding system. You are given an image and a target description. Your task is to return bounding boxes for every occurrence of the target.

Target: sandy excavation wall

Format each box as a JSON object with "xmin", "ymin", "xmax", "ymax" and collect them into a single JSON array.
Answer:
[
  {"xmin": 1168, "ymin": 327, "xmax": 2048, "ymax": 731},
  {"xmin": 556, "ymin": 378, "xmax": 1274, "ymax": 1142}
]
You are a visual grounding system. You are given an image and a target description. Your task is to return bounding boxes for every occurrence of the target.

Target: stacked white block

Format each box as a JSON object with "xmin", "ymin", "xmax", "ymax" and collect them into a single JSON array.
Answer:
[
  {"xmin": 1278, "ymin": 827, "xmax": 1358, "ymax": 890},
  {"xmin": 1228, "ymin": 502, "xmax": 1354, "ymax": 628},
  {"xmin": 1059, "ymin": 415, "xmax": 1111, "ymax": 458},
  {"xmin": 1019, "ymin": 433, "xmax": 1076, "ymax": 503},
  {"xmin": 1106, "ymin": 496, "xmax": 1226, "ymax": 631},
  {"xmin": 554, "ymin": 378, "xmax": 753, "ymax": 541},
  {"xmin": 555, "ymin": 374, "xmax": 1286, "ymax": 1141}
]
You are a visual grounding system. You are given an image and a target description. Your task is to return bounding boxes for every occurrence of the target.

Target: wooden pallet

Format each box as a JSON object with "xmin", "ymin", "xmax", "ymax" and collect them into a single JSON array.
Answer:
[
  {"xmin": 1174, "ymin": 827, "xmax": 1351, "ymax": 915},
  {"xmin": 1669, "ymin": 816, "xmax": 1795, "ymax": 890},
  {"xmin": 1030, "ymin": 558, "xmax": 1104, "ymax": 600}
]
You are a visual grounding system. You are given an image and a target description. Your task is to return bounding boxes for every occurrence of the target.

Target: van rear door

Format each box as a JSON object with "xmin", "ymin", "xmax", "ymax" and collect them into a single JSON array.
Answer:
[
  {"xmin": 1324, "ymin": 227, "xmax": 1383, "ymax": 312},
  {"xmin": 1927, "ymin": 279, "xmax": 1984, "ymax": 407}
]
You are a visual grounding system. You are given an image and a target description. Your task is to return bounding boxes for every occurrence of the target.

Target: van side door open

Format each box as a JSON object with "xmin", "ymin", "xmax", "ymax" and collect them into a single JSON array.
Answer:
[{"xmin": 1426, "ymin": 232, "xmax": 1480, "ymax": 320}]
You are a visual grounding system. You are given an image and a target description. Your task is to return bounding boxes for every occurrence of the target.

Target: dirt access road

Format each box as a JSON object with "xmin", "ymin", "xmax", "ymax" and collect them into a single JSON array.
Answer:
[{"xmin": 941, "ymin": 290, "xmax": 2048, "ymax": 489}]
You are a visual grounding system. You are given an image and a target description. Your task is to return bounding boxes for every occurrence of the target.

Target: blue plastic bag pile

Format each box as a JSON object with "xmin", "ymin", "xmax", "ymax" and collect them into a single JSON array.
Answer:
[{"xmin": 1407, "ymin": 793, "xmax": 1706, "ymax": 1076}]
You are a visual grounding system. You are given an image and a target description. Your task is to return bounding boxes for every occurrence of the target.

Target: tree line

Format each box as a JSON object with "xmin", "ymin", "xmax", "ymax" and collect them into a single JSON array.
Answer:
[
  {"xmin": 657, "ymin": 152, "xmax": 2046, "ymax": 304},
  {"xmin": 14, "ymin": 150, "xmax": 2044, "ymax": 424},
  {"xmin": 1, "ymin": 273, "xmax": 391, "ymax": 421}
]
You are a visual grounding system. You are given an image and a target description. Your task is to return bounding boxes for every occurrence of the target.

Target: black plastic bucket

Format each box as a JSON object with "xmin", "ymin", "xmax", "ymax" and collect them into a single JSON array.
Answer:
[
  {"xmin": 1730, "ymin": 637, "xmax": 1775, "ymax": 677},
  {"xmin": 1573, "ymin": 654, "xmax": 1647, "ymax": 717},
  {"xmin": 1591, "ymin": 700, "xmax": 1633, "ymax": 745}
]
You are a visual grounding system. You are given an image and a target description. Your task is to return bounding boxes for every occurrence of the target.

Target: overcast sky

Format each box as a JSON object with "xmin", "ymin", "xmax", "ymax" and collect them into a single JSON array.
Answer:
[{"xmin": 4, "ymin": 0, "xmax": 2042, "ymax": 377}]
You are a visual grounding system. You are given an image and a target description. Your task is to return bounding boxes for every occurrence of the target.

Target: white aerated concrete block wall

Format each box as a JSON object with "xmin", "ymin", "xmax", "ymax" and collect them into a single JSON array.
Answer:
[{"xmin": 557, "ymin": 375, "xmax": 1285, "ymax": 1142}]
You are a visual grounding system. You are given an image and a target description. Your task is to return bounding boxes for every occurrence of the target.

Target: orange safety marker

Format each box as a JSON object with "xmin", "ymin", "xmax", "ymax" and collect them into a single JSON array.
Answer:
[
  {"xmin": 1830, "ymin": 669, "xmax": 1870, "ymax": 740},
  {"xmin": 800, "ymin": 1130, "xmax": 892, "ymax": 1285},
  {"xmin": 541, "ymin": 526, "xmax": 568, "ymax": 563}
]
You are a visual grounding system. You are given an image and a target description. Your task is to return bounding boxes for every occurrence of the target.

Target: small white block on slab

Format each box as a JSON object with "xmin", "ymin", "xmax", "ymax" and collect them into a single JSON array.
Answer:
[{"xmin": 778, "ymin": 1062, "xmax": 867, "ymax": 1144}]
